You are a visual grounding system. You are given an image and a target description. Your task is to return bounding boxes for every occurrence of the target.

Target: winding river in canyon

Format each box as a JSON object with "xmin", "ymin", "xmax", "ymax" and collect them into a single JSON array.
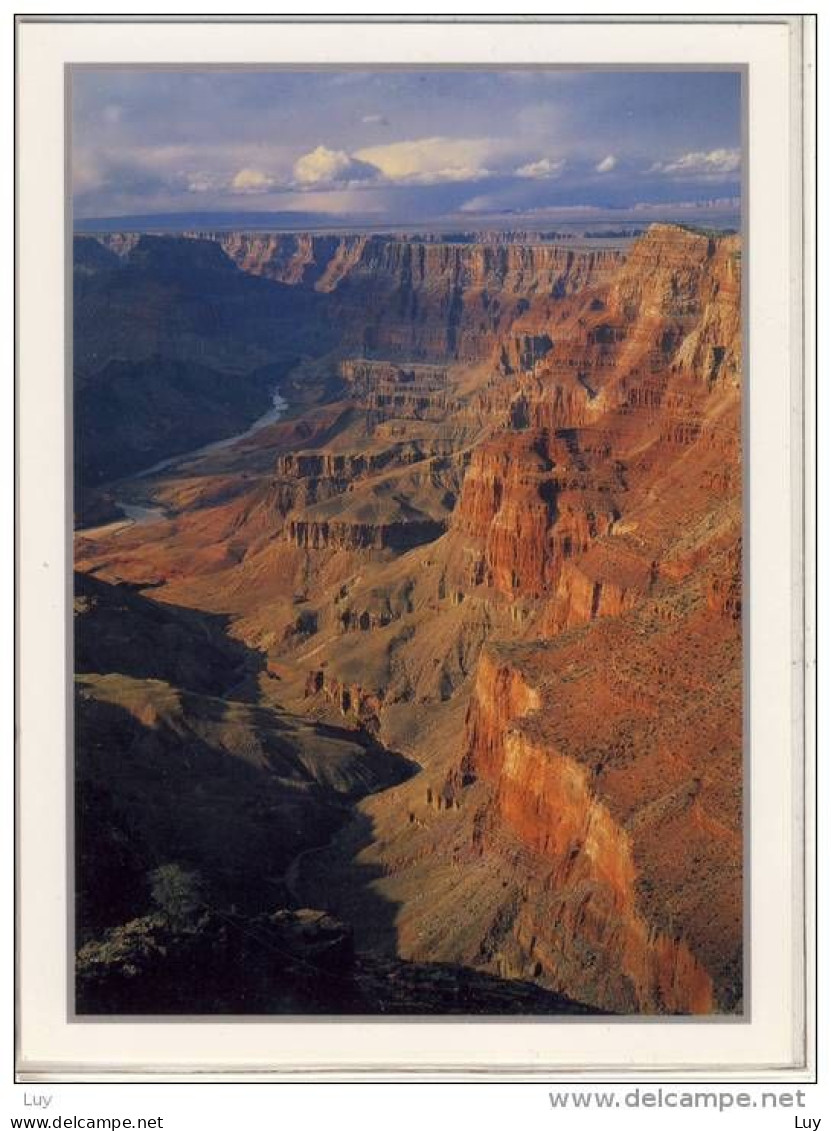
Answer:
[{"xmin": 115, "ymin": 386, "xmax": 291, "ymax": 524}]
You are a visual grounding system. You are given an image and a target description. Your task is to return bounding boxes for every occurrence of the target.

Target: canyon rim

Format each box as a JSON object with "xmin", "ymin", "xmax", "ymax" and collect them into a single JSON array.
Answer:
[{"xmin": 71, "ymin": 67, "xmax": 743, "ymax": 1018}]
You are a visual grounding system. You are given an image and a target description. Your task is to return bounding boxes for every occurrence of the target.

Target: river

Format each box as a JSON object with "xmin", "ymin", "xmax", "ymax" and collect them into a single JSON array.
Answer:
[
  {"xmin": 115, "ymin": 387, "xmax": 289, "ymax": 525},
  {"xmin": 135, "ymin": 388, "xmax": 289, "ymax": 480}
]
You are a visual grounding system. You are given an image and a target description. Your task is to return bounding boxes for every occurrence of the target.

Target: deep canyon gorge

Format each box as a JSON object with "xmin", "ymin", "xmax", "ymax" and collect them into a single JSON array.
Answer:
[{"xmin": 73, "ymin": 223, "xmax": 742, "ymax": 1016}]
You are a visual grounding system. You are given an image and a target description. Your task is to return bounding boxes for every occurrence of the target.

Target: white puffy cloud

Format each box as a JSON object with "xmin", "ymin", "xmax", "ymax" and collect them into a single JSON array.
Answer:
[
  {"xmin": 595, "ymin": 154, "xmax": 617, "ymax": 174},
  {"xmin": 230, "ymin": 167, "xmax": 277, "ymax": 194},
  {"xmin": 293, "ymin": 145, "xmax": 379, "ymax": 187},
  {"xmin": 650, "ymin": 148, "xmax": 740, "ymax": 177},
  {"xmin": 354, "ymin": 136, "xmax": 494, "ymax": 185},
  {"xmin": 514, "ymin": 157, "xmax": 565, "ymax": 180}
]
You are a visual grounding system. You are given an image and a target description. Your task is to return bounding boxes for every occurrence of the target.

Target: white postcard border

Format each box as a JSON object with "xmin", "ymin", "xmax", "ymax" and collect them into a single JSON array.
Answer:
[{"xmin": 15, "ymin": 16, "xmax": 813, "ymax": 1078}]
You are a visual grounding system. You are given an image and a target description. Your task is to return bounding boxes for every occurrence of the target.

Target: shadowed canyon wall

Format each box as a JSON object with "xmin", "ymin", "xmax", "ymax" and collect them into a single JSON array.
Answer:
[{"xmin": 96, "ymin": 230, "xmax": 625, "ymax": 363}]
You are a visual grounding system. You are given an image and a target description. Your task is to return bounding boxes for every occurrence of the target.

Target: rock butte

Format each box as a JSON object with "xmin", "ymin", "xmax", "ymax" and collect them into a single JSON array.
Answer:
[{"xmin": 75, "ymin": 223, "xmax": 742, "ymax": 1015}]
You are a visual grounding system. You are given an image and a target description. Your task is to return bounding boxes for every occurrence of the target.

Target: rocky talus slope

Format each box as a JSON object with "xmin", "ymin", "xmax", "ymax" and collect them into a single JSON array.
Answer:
[{"xmin": 76, "ymin": 223, "xmax": 742, "ymax": 1014}]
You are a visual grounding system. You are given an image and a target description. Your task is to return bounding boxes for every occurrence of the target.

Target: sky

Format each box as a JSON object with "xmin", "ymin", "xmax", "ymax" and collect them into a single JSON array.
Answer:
[{"xmin": 72, "ymin": 69, "xmax": 742, "ymax": 225}]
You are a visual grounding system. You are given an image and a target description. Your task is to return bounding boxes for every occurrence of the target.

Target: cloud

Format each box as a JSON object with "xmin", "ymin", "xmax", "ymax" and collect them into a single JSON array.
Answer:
[
  {"xmin": 71, "ymin": 69, "xmax": 742, "ymax": 222},
  {"xmin": 187, "ymin": 172, "xmax": 221, "ymax": 194},
  {"xmin": 281, "ymin": 188, "xmax": 388, "ymax": 215},
  {"xmin": 459, "ymin": 194, "xmax": 505, "ymax": 214},
  {"xmin": 354, "ymin": 136, "xmax": 494, "ymax": 185},
  {"xmin": 459, "ymin": 196, "xmax": 611, "ymax": 218},
  {"xmin": 230, "ymin": 167, "xmax": 277, "ymax": 194},
  {"xmin": 650, "ymin": 147, "xmax": 740, "ymax": 178},
  {"xmin": 419, "ymin": 165, "xmax": 492, "ymax": 184},
  {"xmin": 514, "ymin": 157, "xmax": 565, "ymax": 180},
  {"xmin": 72, "ymin": 153, "xmax": 105, "ymax": 195},
  {"xmin": 595, "ymin": 154, "xmax": 617, "ymax": 174},
  {"xmin": 293, "ymin": 145, "xmax": 379, "ymax": 187}
]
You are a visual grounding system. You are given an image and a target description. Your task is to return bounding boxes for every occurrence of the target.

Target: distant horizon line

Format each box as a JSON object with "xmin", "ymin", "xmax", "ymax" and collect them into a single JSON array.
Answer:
[{"xmin": 73, "ymin": 205, "xmax": 741, "ymax": 237}]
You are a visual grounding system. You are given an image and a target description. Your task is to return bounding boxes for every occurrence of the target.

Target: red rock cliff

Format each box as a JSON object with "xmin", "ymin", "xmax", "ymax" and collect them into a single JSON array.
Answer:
[{"xmin": 462, "ymin": 648, "xmax": 716, "ymax": 1014}]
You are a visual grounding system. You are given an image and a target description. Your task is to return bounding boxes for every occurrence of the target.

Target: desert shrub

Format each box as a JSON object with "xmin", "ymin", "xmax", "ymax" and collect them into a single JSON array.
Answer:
[{"xmin": 148, "ymin": 863, "xmax": 206, "ymax": 930}]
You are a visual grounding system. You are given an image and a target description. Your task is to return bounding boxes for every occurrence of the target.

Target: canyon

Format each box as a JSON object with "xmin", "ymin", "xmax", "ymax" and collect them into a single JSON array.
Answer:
[{"xmin": 74, "ymin": 222, "xmax": 742, "ymax": 1015}]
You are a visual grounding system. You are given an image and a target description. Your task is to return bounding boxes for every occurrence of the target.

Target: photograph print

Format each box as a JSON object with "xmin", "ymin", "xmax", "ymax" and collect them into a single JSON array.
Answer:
[{"xmin": 72, "ymin": 67, "xmax": 743, "ymax": 1018}]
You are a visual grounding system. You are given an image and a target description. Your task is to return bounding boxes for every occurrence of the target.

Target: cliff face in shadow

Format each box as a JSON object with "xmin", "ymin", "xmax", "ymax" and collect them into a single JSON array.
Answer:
[
  {"xmin": 93, "ymin": 231, "xmax": 624, "ymax": 355},
  {"xmin": 72, "ymin": 235, "xmax": 325, "ymax": 521},
  {"xmin": 74, "ymin": 573, "xmax": 415, "ymax": 949}
]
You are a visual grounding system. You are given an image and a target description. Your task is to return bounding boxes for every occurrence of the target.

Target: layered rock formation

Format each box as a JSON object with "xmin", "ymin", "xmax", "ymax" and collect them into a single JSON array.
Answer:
[
  {"xmin": 75, "ymin": 223, "xmax": 742, "ymax": 1015},
  {"xmin": 459, "ymin": 649, "xmax": 717, "ymax": 1014},
  {"xmin": 94, "ymin": 230, "xmax": 624, "ymax": 363}
]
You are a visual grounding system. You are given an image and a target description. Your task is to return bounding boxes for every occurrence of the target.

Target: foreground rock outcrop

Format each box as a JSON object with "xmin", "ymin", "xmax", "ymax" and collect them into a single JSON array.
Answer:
[{"xmin": 78, "ymin": 906, "xmax": 597, "ymax": 1016}]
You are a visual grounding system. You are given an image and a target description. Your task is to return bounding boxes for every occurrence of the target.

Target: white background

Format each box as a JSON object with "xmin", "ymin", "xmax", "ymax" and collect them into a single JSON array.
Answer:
[{"xmin": 5, "ymin": 1, "xmax": 826, "ymax": 1125}]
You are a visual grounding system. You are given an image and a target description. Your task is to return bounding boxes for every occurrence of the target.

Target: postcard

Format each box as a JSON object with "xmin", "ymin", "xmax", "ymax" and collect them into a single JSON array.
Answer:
[{"xmin": 15, "ymin": 16, "xmax": 814, "ymax": 1079}]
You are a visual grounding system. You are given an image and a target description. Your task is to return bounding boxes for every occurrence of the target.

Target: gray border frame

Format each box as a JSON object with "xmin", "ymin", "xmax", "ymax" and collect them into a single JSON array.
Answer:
[{"xmin": 65, "ymin": 60, "xmax": 748, "ymax": 1027}]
